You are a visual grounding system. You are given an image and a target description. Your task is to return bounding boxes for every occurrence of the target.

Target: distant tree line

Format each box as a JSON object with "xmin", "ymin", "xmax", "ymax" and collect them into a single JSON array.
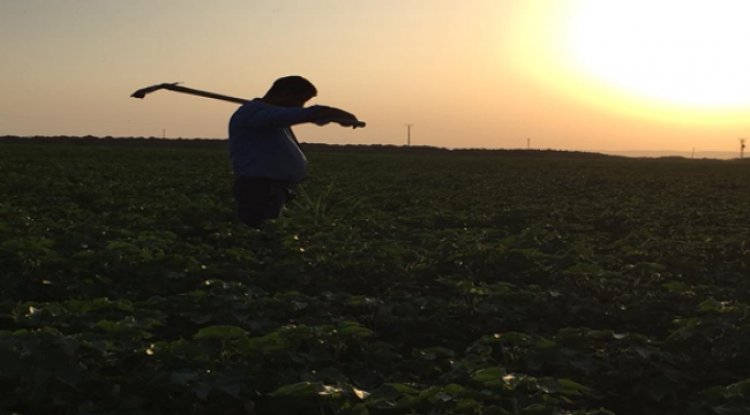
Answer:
[{"xmin": 0, "ymin": 135, "xmax": 622, "ymax": 159}]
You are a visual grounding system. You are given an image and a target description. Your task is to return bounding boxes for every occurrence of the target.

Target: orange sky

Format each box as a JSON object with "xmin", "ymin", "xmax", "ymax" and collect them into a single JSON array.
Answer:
[{"xmin": 2, "ymin": 0, "xmax": 749, "ymax": 156}]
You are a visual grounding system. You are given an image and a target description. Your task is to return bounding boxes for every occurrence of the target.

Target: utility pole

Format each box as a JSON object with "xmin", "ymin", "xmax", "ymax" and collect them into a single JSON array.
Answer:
[
  {"xmin": 740, "ymin": 138, "xmax": 746, "ymax": 159},
  {"xmin": 405, "ymin": 124, "xmax": 413, "ymax": 146},
  {"xmin": 162, "ymin": 129, "xmax": 166, "ymax": 139},
  {"xmin": 527, "ymin": 137, "xmax": 531, "ymax": 149}
]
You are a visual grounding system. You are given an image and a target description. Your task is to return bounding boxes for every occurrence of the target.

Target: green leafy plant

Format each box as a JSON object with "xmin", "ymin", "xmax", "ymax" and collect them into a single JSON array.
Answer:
[{"xmin": 2, "ymin": 139, "xmax": 750, "ymax": 414}]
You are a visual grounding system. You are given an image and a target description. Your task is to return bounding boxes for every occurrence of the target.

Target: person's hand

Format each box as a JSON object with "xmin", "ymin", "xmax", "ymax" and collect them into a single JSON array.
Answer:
[
  {"xmin": 314, "ymin": 117, "xmax": 366, "ymax": 128},
  {"xmin": 335, "ymin": 118, "xmax": 366, "ymax": 129},
  {"xmin": 311, "ymin": 106, "xmax": 365, "ymax": 128}
]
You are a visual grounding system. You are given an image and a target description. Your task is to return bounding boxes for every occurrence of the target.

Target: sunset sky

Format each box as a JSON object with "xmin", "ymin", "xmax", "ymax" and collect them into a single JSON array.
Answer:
[{"xmin": 2, "ymin": 0, "xmax": 750, "ymax": 156}]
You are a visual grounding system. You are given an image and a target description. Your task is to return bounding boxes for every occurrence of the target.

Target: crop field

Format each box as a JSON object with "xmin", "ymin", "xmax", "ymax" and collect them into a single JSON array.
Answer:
[{"xmin": 1, "ymin": 139, "xmax": 749, "ymax": 414}]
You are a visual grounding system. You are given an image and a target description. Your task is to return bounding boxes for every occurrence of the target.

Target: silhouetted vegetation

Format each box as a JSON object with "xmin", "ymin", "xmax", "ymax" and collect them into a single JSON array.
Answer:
[
  {"xmin": 1, "ymin": 135, "xmax": 621, "ymax": 159},
  {"xmin": 2, "ymin": 138, "xmax": 750, "ymax": 414}
]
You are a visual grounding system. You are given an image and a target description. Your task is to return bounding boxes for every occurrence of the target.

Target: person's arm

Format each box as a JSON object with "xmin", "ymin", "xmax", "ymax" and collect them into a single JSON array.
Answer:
[{"xmin": 239, "ymin": 101, "xmax": 364, "ymax": 128}]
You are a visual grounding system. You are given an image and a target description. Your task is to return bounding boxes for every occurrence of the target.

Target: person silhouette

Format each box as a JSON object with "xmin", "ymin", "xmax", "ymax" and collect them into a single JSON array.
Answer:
[{"xmin": 228, "ymin": 75, "xmax": 364, "ymax": 227}]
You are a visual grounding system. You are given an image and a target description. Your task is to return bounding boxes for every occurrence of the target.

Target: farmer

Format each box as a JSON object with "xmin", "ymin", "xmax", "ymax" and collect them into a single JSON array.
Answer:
[{"xmin": 228, "ymin": 75, "xmax": 364, "ymax": 228}]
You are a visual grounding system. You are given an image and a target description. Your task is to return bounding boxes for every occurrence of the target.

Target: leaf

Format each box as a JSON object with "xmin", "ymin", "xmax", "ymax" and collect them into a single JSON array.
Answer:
[
  {"xmin": 536, "ymin": 378, "xmax": 561, "ymax": 394},
  {"xmin": 711, "ymin": 406, "xmax": 750, "ymax": 415},
  {"xmin": 337, "ymin": 321, "xmax": 375, "ymax": 338},
  {"xmin": 215, "ymin": 376, "xmax": 244, "ymax": 398},
  {"xmin": 94, "ymin": 318, "xmax": 152, "ymax": 339},
  {"xmin": 67, "ymin": 297, "xmax": 135, "ymax": 313},
  {"xmin": 481, "ymin": 406, "xmax": 512, "ymax": 415},
  {"xmin": 244, "ymin": 331, "xmax": 290, "ymax": 353},
  {"xmin": 193, "ymin": 325, "xmax": 249, "ymax": 340},
  {"xmin": 367, "ymin": 383, "xmax": 418, "ymax": 403},
  {"xmin": 662, "ymin": 281, "xmax": 690, "ymax": 294},
  {"xmin": 724, "ymin": 378, "xmax": 750, "ymax": 398},
  {"xmin": 170, "ymin": 370, "xmax": 199, "ymax": 385},
  {"xmin": 521, "ymin": 403, "xmax": 556, "ymax": 415},
  {"xmin": 352, "ymin": 386, "xmax": 370, "ymax": 400},
  {"xmin": 269, "ymin": 381, "xmax": 340, "ymax": 398},
  {"xmin": 191, "ymin": 382, "xmax": 211, "ymax": 401},
  {"xmin": 699, "ymin": 298, "xmax": 726, "ymax": 313},
  {"xmin": 472, "ymin": 367, "xmax": 507, "ymax": 384},
  {"xmin": 557, "ymin": 378, "xmax": 592, "ymax": 396}
]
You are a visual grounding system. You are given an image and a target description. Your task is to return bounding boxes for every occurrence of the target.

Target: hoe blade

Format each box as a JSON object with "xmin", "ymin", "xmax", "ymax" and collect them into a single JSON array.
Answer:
[{"xmin": 130, "ymin": 82, "xmax": 180, "ymax": 99}]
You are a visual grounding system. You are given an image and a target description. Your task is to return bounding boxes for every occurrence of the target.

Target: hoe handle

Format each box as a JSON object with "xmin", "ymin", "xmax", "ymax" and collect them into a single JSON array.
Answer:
[
  {"xmin": 131, "ymin": 83, "xmax": 366, "ymax": 127},
  {"xmin": 131, "ymin": 83, "xmax": 248, "ymax": 104}
]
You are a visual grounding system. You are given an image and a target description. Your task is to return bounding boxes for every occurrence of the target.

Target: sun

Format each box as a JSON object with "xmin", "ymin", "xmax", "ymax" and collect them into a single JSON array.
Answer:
[{"xmin": 564, "ymin": 0, "xmax": 750, "ymax": 111}]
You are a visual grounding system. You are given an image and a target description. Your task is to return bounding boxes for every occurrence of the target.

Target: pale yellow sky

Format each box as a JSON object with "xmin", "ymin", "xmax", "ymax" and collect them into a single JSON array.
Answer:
[{"xmin": 2, "ymin": 0, "xmax": 749, "ymax": 154}]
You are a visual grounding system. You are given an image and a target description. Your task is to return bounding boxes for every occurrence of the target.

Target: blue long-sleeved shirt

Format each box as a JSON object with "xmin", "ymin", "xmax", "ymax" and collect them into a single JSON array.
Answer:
[{"xmin": 228, "ymin": 99, "xmax": 322, "ymax": 182}]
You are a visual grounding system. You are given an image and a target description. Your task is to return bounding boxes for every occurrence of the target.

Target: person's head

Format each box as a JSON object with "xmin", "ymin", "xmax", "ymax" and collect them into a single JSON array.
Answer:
[{"xmin": 262, "ymin": 75, "xmax": 317, "ymax": 107}]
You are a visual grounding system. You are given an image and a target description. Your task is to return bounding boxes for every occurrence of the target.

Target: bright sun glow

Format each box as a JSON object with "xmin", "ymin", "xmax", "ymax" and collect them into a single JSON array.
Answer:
[{"xmin": 565, "ymin": 0, "xmax": 750, "ymax": 110}]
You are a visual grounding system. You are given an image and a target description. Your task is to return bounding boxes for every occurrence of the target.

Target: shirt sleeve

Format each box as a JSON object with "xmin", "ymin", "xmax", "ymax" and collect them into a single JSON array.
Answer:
[{"xmin": 235, "ymin": 103, "xmax": 324, "ymax": 128}]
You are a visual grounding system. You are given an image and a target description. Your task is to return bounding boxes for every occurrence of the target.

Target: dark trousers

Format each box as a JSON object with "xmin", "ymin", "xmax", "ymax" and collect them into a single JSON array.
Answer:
[{"xmin": 233, "ymin": 176, "xmax": 295, "ymax": 227}]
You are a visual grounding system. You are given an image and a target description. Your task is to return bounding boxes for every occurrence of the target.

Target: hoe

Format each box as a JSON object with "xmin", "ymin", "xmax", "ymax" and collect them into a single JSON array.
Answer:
[
  {"xmin": 131, "ymin": 82, "xmax": 365, "ymax": 127},
  {"xmin": 131, "ymin": 82, "xmax": 247, "ymax": 104}
]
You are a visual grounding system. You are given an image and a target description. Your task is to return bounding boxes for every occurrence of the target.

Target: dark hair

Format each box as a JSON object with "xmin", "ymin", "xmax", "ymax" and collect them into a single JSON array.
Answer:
[{"xmin": 266, "ymin": 76, "xmax": 317, "ymax": 98}]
